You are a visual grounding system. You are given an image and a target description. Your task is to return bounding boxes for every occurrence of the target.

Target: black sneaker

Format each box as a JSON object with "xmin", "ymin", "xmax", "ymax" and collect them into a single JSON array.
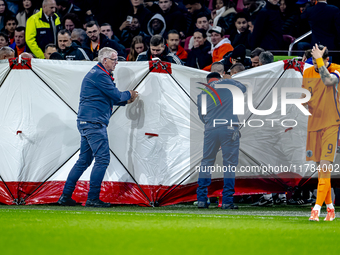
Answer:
[
  {"xmin": 85, "ymin": 199, "xmax": 111, "ymax": 207},
  {"xmin": 57, "ymin": 194, "xmax": 76, "ymax": 206},
  {"xmin": 197, "ymin": 201, "xmax": 209, "ymax": 209},
  {"xmin": 251, "ymin": 196, "xmax": 273, "ymax": 206},
  {"xmin": 221, "ymin": 203, "xmax": 239, "ymax": 209}
]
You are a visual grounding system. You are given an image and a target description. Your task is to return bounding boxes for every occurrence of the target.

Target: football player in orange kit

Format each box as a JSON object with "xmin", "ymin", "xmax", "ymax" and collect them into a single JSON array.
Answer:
[{"xmin": 301, "ymin": 44, "xmax": 340, "ymax": 221}]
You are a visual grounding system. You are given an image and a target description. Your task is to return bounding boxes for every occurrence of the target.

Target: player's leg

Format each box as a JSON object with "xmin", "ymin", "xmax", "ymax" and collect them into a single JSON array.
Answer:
[{"xmin": 197, "ymin": 129, "xmax": 220, "ymax": 208}]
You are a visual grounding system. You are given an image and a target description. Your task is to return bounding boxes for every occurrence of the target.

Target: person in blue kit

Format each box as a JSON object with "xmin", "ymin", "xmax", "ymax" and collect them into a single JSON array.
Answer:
[
  {"xmin": 58, "ymin": 47, "xmax": 138, "ymax": 207},
  {"xmin": 196, "ymin": 72, "xmax": 246, "ymax": 209}
]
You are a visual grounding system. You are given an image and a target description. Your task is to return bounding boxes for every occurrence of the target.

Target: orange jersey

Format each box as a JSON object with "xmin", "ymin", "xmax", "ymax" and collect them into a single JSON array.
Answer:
[{"xmin": 302, "ymin": 63, "xmax": 340, "ymax": 131}]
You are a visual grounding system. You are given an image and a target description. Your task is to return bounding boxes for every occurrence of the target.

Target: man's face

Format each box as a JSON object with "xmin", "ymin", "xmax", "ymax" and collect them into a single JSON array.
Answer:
[
  {"xmin": 251, "ymin": 56, "xmax": 260, "ymax": 67},
  {"xmin": 167, "ymin": 33, "xmax": 180, "ymax": 51},
  {"xmin": 14, "ymin": 30, "xmax": 25, "ymax": 47},
  {"xmin": 135, "ymin": 43, "xmax": 145, "ymax": 54},
  {"xmin": 150, "ymin": 44, "xmax": 165, "ymax": 58},
  {"xmin": 193, "ymin": 31, "xmax": 205, "ymax": 47},
  {"xmin": 235, "ymin": 18, "xmax": 248, "ymax": 33},
  {"xmin": 151, "ymin": 19, "xmax": 162, "ymax": 33},
  {"xmin": 185, "ymin": 4, "xmax": 199, "ymax": 14},
  {"xmin": 130, "ymin": 18, "xmax": 140, "ymax": 31},
  {"xmin": 5, "ymin": 20, "xmax": 16, "ymax": 33},
  {"xmin": 196, "ymin": 17, "xmax": 209, "ymax": 31},
  {"xmin": 58, "ymin": 33, "xmax": 72, "ymax": 50},
  {"xmin": 243, "ymin": 0, "xmax": 257, "ymax": 12},
  {"xmin": 86, "ymin": 25, "xmax": 100, "ymax": 42},
  {"xmin": 104, "ymin": 52, "xmax": 118, "ymax": 72},
  {"xmin": 43, "ymin": 0, "xmax": 57, "ymax": 17},
  {"xmin": 312, "ymin": 57, "xmax": 328, "ymax": 73},
  {"xmin": 210, "ymin": 32, "xmax": 222, "ymax": 46},
  {"xmin": 65, "ymin": 19, "xmax": 75, "ymax": 32},
  {"xmin": 44, "ymin": 47, "xmax": 57, "ymax": 59},
  {"xmin": 101, "ymin": 25, "xmax": 113, "ymax": 38},
  {"xmin": 159, "ymin": 0, "xmax": 172, "ymax": 12}
]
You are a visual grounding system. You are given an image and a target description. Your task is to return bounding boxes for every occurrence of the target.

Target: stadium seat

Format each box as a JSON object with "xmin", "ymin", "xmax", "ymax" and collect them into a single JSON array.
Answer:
[
  {"xmin": 184, "ymin": 36, "xmax": 192, "ymax": 51},
  {"xmin": 236, "ymin": 0, "xmax": 245, "ymax": 12},
  {"xmin": 283, "ymin": 35, "xmax": 295, "ymax": 45}
]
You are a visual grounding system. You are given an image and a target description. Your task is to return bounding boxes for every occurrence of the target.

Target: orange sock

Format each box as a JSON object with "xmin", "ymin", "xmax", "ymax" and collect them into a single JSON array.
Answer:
[
  {"xmin": 325, "ymin": 182, "xmax": 333, "ymax": 205},
  {"xmin": 316, "ymin": 177, "xmax": 331, "ymax": 206}
]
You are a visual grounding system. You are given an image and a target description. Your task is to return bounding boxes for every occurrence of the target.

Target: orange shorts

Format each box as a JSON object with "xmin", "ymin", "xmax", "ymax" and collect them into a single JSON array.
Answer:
[{"xmin": 306, "ymin": 125, "xmax": 340, "ymax": 162}]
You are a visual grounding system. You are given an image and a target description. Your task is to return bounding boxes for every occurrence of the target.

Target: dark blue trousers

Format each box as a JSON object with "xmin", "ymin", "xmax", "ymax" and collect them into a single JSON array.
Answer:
[
  {"xmin": 63, "ymin": 122, "xmax": 110, "ymax": 200},
  {"xmin": 197, "ymin": 127, "xmax": 239, "ymax": 205}
]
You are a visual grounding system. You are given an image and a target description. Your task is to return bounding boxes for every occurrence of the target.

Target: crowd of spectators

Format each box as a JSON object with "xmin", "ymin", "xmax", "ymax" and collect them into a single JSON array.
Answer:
[{"xmin": 0, "ymin": 0, "xmax": 339, "ymax": 71}]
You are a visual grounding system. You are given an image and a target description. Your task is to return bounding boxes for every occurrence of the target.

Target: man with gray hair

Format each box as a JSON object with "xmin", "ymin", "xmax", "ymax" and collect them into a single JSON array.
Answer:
[
  {"xmin": 58, "ymin": 47, "xmax": 138, "ymax": 208},
  {"xmin": 71, "ymin": 28, "xmax": 87, "ymax": 46},
  {"xmin": 0, "ymin": 47, "xmax": 15, "ymax": 59},
  {"xmin": 259, "ymin": 51, "xmax": 274, "ymax": 66},
  {"xmin": 211, "ymin": 62, "xmax": 225, "ymax": 77}
]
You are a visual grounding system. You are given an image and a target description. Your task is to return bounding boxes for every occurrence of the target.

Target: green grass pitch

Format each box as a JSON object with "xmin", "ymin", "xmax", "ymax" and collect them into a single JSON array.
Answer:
[{"xmin": 0, "ymin": 204, "xmax": 339, "ymax": 255}]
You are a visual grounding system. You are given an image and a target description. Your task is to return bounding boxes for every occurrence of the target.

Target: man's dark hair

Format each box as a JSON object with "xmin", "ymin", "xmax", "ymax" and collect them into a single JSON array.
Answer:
[
  {"xmin": 62, "ymin": 13, "xmax": 81, "ymax": 29},
  {"xmin": 196, "ymin": 12, "xmax": 209, "ymax": 22},
  {"xmin": 230, "ymin": 63, "xmax": 245, "ymax": 74},
  {"xmin": 100, "ymin": 23, "xmax": 112, "ymax": 30},
  {"xmin": 206, "ymin": 72, "xmax": 221, "ymax": 83},
  {"xmin": 150, "ymin": 35, "xmax": 165, "ymax": 46},
  {"xmin": 250, "ymin": 47, "xmax": 265, "ymax": 58},
  {"xmin": 194, "ymin": 28, "xmax": 207, "ymax": 38},
  {"xmin": 234, "ymin": 12, "xmax": 249, "ymax": 23},
  {"xmin": 15, "ymin": 26, "xmax": 25, "ymax": 33},
  {"xmin": 183, "ymin": 0, "xmax": 202, "ymax": 5},
  {"xmin": 4, "ymin": 16, "xmax": 18, "ymax": 26},
  {"xmin": 58, "ymin": 29, "xmax": 72, "ymax": 37},
  {"xmin": 167, "ymin": 29, "xmax": 179, "ymax": 38},
  {"xmin": 45, "ymin": 43, "xmax": 57, "ymax": 52},
  {"xmin": 259, "ymin": 51, "xmax": 274, "ymax": 65},
  {"xmin": 86, "ymin": 21, "xmax": 99, "ymax": 30},
  {"xmin": 315, "ymin": 45, "xmax": 329, "ymax": 59},
  {"xmin": 304, "ymin": 49, "xmax": 312, "ymax": 59}
]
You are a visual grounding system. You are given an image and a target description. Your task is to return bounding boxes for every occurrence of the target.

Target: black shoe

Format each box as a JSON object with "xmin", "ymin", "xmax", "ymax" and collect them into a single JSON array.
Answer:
[
  {"xmin": 57, "ymin": 194, "xmax": 76, "ymax": 206},
  {"xmin": 85, "ymin": 199, "xmax": 111, "ymax": 208},
  {"xmin": 221, "ymin": 203, "xmax": 239, "ymax": 209},
  {"xmin": 197, "ymin": 201, "xmax": 209, "ymax": 209}
]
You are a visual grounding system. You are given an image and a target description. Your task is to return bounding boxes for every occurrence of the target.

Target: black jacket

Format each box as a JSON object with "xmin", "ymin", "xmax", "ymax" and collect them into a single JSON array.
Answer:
[
  {"xmin": 79, "ymin": 33, "xmax": 125, "ymax": 60},
  {"xmin": 249, "ymin": 1, "xmax": 283, "ymax": 50},
  {"xmin": 185, "ymin": 40, "xmax": 212, "ymax": 69},
  {"xmin": 58, "ymin": 42, "xmax": 88, "ymax": 60},
  {"xmin": 229, "ymin": 29, "xmax": 250, "ymax": 49},
  {"xmin": 136, "ymin": 45, "xmax": 183, "ymax": 65},
  {"xmin": 301, "ymin": 2, "xmax": 340, "ymax": 50},
  {"xmin": 160, "ymin": 3, "xmax": 187, "ymax": 35}
]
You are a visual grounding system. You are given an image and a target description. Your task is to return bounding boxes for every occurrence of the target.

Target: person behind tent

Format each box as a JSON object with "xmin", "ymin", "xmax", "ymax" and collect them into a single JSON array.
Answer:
[
  {"xmin": 166, "ymin": 29, "xmax": 188, "ymax": 62},
  {"xmin": 136, "ymin": 34, "xmax": 183, "ymax": 65},
  {"xmin": 186, "ymin": 28, "xmax": 212, "ymax": 69},
  {"xmin": 196, "ymin": 72, "xmax": 246, "ymax": 209},
  {"xmin": 58, "ymin": 47, "xmax": 138, "ymax": 207},
  {"xmin": 202, "ymin": 25, "xmax": 233, "ymax": 71},
  {"xmin": 301, "ymin": 44, "xmax": 340, "ymax": 222}
]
